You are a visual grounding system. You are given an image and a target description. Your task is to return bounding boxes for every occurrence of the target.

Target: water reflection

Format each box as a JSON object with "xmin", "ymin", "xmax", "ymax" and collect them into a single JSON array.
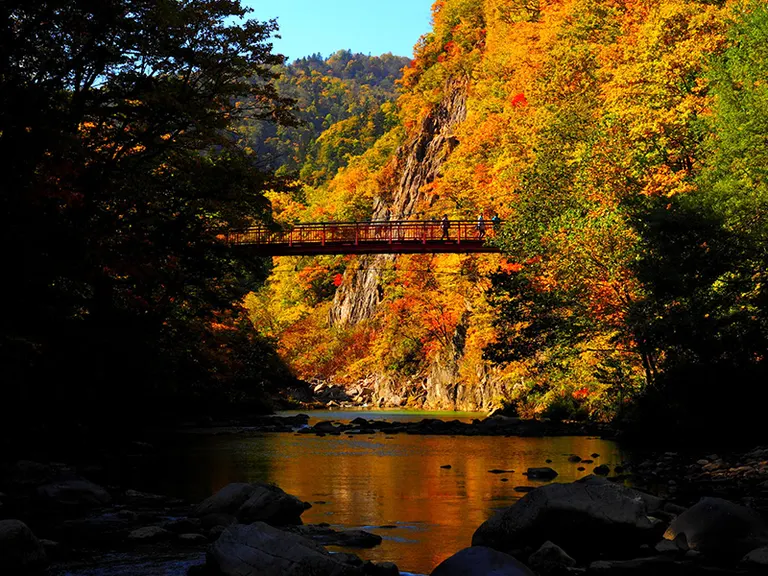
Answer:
[{"xmin": 156, "ymin": 424, "xmax": 624, "ymax": 575}]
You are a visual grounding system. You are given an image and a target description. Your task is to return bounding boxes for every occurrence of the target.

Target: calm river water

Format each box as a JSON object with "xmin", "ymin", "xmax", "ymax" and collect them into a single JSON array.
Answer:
[{"xmin": 61, "ymin": 410, "xmax": 626, "ymax": 576}]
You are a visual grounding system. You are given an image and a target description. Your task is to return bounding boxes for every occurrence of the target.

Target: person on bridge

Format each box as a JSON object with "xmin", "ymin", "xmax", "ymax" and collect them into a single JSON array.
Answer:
[
  {"xmin": 441, "ymin": 214, "xmax": 450, "ymax": 240},
  {"xmin": 491, "ymin": 213, "xmax": 501, "ymax": 231},
  {"xmin": 476, "ymin": 214, "xmax": 486, "ymax": 240}
]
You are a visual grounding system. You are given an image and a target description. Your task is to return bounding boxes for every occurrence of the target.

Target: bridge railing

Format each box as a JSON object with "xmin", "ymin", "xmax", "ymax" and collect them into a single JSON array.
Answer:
[{"xmin": 226, "ymin": 219, "xmax": 501, "ymax": 247}]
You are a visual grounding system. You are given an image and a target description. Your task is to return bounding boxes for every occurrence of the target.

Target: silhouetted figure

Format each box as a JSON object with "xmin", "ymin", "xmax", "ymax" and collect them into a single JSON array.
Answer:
[
  {"xmin": 441, "ymin": 214, "xmax": 450, "ymax": 240},
  {"xmin": 476, "ymin": 214, "xmax": 486, "ymax": 240},
  {"xmin": 491, "ymin": 213, "xmax": 501, "ymax": 231}
]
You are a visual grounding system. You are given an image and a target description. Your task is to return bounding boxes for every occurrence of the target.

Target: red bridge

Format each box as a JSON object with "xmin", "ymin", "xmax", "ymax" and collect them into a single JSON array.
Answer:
[{"xmin": 226, "ymin": 219, "xmax": 501, "ymax": 256}]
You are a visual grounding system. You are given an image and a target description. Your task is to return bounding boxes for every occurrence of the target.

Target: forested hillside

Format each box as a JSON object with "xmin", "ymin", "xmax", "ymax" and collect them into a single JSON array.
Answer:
[
  {"xmin": 253, "ymin": 0, "xmax": 768, "ymax": 440},
  {"xmin": 236, "ymin": 50, "xmax": 410, "ymax": 187}
]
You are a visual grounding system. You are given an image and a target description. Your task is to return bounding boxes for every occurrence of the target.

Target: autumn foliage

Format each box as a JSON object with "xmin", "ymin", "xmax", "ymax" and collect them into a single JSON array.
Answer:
[{"xmin": 251, "ymin": 0, "xmax": 768, "ymax": 436}]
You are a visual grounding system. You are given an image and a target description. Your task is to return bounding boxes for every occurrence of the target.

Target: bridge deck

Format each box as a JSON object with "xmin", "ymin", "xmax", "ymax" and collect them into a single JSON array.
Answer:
[{"xmin": 227, "ymin": 220, "xmax": 500, "ymax": 256}]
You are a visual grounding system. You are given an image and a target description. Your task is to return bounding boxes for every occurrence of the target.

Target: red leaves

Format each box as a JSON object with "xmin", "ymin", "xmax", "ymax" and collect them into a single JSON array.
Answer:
[{"xmin": 510, "ymin": 93, "xmax": 528, "ymax": 107}]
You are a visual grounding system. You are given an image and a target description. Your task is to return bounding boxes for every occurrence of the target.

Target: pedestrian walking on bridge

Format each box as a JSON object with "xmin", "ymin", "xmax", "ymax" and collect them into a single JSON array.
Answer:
[{"xmin": 476, "ymin": 214, "xmax": 486, "ymax": 240}]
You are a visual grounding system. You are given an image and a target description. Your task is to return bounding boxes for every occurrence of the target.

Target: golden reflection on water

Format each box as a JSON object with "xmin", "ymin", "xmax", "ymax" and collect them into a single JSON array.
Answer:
[{"xmin": 191, "ymin": 431, "xmax": 624, "ymax": 575}]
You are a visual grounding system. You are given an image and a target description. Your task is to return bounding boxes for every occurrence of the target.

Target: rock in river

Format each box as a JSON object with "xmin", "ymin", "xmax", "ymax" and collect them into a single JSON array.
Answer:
[
  {"xmin": 194, "ymin": 482, "xmax": 311, "ymax": 526},
  {"xmin": 36, "ymin": 479, "xmax": 112, "ymax": 508},
  {"xmin": 285, "ymin": 524, "xmax": 382, "ymax": 548},
  {"xmin": 528, "ymin": 541, "xmax": 576, "ymax": 575},
  {"xmin": 207, "ymin": 522, "xmax": 362, "ymax": 576},
  {"xmin": 431, "ymin": 546, "xmax": 535, "ymax": 576},
  {"xmin": 472, "ymin": 476, "xmax": 665, "ymax": 560},
  {"xmin": 742, "ymin": 546, "xmax": 768, "ymax": 568},
  {"xmin": 526, "ymin": 467, "xmax": 558, "ymax": 480},
  {"xmin": 127, "ymin": 526, "xmax": 172, "ymax": 543},
  {"xmin": 0, "ymin": 519, "xmax": 48, "ymax": 575},
  {"xmin": 663, "ymin": 497, "xmax": 768, "ymax": 560}
]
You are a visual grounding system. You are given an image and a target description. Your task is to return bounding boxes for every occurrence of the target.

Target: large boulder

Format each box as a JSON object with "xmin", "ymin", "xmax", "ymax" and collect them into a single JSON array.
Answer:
[
  {"xmin": 664, "ymin": 497, "xmax": 768, "ymax": 560},
  {"xmin": 36, "ymin": 479, "xmax": 112, "ymax": 508},
  {"xmin": 0, "ymin": 520, "xmax": 48, "ymax": 574},
  {"xmin": 207, "ymin": 522, "xmax": 361, "ymax": 576},
  {"xmin": 194, "ymin": 483, "xmax": 255, "ymax": 517},
  {"xmin": 742, "ymin": 546, "xmax": 768, "ymax": 569},
  {"xmin": 194, "ymin": 482, "xmax": 310, "ymax": 526},
  {"xmin": 472, "ymin": 476, "xmax": 665, "ymax": 560},
  {"xmin": 431, "ymin": 546, "xmax": 535, "ymax": 576},
  {"xmin": 237, "ymin": 483, "xmax": 311, "ymax": 525},
  {"xmin": 285, "ymin": 525, "xmax": 382, "ymax": 548}
]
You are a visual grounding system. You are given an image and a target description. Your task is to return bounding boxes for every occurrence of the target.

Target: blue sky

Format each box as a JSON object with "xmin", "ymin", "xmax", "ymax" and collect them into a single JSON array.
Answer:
[{"xmin": 243, "ymin": 0, "xmax": 432, "ymax": 61}]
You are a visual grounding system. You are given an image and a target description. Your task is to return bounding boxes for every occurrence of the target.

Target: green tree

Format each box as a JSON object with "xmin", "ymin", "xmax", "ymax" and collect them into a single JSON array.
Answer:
[{"xmin": 623, "ymin": 1, "xmax": 768, "ymax": 444}]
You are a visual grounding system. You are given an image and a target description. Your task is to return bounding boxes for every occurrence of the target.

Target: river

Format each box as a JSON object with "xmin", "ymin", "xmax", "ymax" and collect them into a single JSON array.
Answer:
[{"xmin": 58, "ymin": 410, "xmax": 626, "ymax": 576}]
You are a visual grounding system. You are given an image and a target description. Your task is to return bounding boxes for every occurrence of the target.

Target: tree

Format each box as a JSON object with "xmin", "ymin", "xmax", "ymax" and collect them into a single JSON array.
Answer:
[
  {"xmin": 622, "ymin": 1, "xmax": 768, "ymax": 444},
  {"xmin": 0, "ymin": 0, "xmax": 294, "ymax": 439}
]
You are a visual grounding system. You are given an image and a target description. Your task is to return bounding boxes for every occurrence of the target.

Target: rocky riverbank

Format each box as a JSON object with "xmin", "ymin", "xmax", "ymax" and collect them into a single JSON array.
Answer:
[
  {"xmin": 188, "ymin": 412, "xmax": 610, "ymax": 438},
  {"xmin": 3, "ymin": 440, "xmax": 768, "ymax": 575}
]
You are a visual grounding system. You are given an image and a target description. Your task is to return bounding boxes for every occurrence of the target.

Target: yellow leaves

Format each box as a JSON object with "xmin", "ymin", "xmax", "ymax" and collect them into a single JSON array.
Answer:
[{"xmin": 641, "ymin": 164, "xmax": 695, "ymax": 198}]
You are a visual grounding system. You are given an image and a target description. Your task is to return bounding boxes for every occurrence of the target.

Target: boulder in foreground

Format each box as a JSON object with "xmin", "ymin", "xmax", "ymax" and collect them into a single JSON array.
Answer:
[
  {"xmin": 472, "ymin": 476, "xmax": 665, "ymax": 560},
  {"xmin": 664, "ymin": 497, "xmax": 768, "ymax": 560},
  {"xmin": 194, "ymin": 482, "xmax": 310, "ymax": 526},
  {"xmin": 207, "ymin": 522, "xmax": 361, "ymax": 576},
  {"xmin": 0, "ymin": 520, "xmax": 48, "ymax": 575},
  {"xmin": 431, "ymin": 546, "xmax": 535, "ymax": 575}
]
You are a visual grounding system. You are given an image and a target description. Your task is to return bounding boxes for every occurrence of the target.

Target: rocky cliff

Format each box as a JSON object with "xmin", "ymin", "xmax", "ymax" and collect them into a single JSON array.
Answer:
[{"xmin": 327, "ymin": 82, "xmax": 502, "ymax": 411}]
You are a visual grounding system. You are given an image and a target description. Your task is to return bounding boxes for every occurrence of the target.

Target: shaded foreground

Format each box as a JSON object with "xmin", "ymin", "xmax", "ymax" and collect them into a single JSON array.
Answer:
[{"xmin": 2, "ymin": 423, "xmax": 768, "ymax": 575}]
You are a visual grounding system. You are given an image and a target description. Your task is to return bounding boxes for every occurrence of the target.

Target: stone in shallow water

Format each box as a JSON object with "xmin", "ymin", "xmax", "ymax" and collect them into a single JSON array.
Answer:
[
  {"xmin": 0, "ymin": 519, "xmax": 48, "ymax": 575},
  {"xmin": 472, "ymin": 476, "xmax": 664, "ymax": 560},
  {"xmin": 664, "ymin": 497, "xmax": 768, "ymax": 560},
  {"xmin": 178, "ymin": 533, "xmax": 208, "ymax": 544},
  {"xmin": 208, "ymin": 522, "xmax": 361, "ymax": 576},
  {"xmin": 193, "ymin": 483, "xmax": 254, "ymax": 516},
  {"xmin": 526, "ymin": 467, "xmax": 558, "ymax": 479},
  {"xmin": 528, "ymin": 540, "xmax": 576, "ymax": 575},
  {"xmin": 127, "ymin": 526, "xmax": 171, "ymax": 542},
  {"xmin": 741, "ymin": 546, "xmax": 768, "ymax": 567},
  {"xmin": 194, "ymin": 482, "xmax": 310, "ymax": 526},
  {"xmin": 37, "ymin": 479, "xmax": 112, "ymax": 508},
  {"xmin": 431, "ymin": 546, "xmax": 535, "ymax": 576},
  {"xmin": 285, "ymin": 525, "xmax": 382, "ymax": 548}
]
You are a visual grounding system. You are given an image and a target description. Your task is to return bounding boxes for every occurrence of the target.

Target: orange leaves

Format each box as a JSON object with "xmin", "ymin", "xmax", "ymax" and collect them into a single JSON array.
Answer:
[
  {"xmin": 572, "ymin": 387, "xmax": 590, "ymax": 400},
  {"xmin": 498, "ymin": 260, "xmax": 523, "ymax": 274}
]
